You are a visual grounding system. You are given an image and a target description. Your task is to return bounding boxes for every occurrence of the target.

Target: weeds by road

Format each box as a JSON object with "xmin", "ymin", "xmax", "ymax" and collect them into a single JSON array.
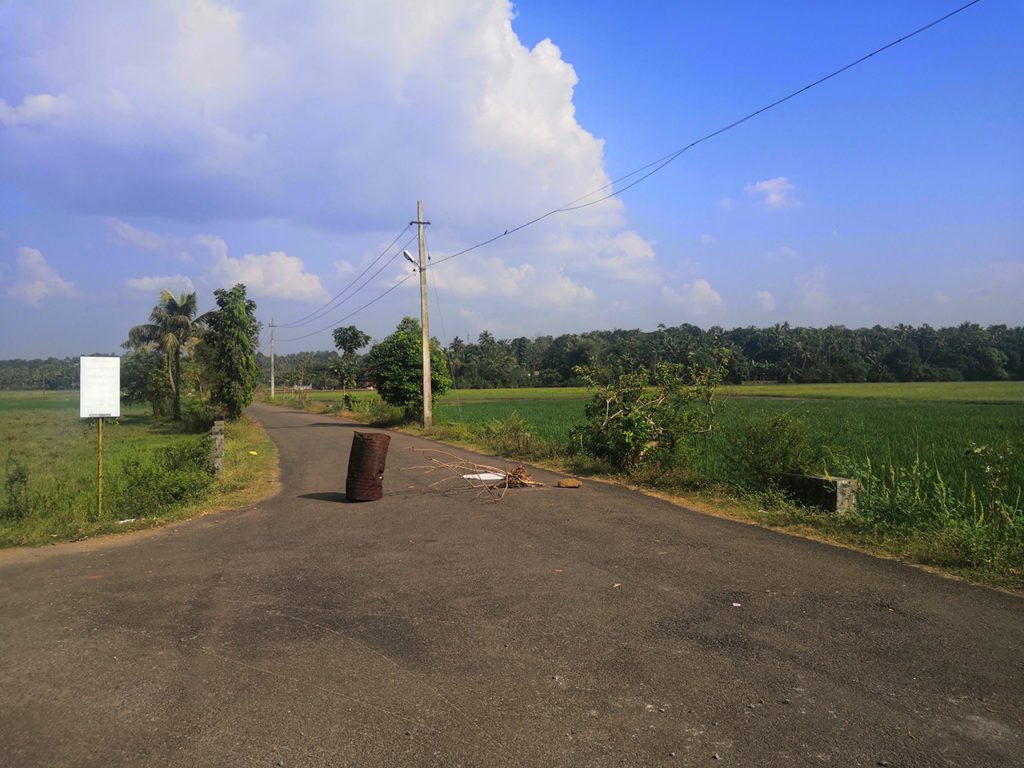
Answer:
[{"xmin": 0, "ymin": 392, "xmax": 277, "ymax": 547}]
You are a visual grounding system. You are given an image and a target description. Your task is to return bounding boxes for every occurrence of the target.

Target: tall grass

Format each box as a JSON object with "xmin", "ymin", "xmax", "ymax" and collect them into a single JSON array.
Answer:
[{"xmin": 0, "ymin": 392, "xmax": 273, "ymax": 547}]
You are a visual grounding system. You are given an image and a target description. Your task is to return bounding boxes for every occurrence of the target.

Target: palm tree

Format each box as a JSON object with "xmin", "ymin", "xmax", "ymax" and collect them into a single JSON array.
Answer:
[{"xmin": 125, "ymin": 290, "xmax": 201, "ymax": 420}]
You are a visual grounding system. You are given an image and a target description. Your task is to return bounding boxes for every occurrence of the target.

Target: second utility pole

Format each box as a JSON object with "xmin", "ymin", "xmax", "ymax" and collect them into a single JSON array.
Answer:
[{"xmin": 414, "ymin": 200, "xmax": 432, "ymax": 428}]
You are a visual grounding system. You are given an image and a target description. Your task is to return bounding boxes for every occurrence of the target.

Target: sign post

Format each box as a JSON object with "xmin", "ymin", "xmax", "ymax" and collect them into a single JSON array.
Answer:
[{"xmin": 80, "ymin": 357, "xmax": 120, "ymax": 519}]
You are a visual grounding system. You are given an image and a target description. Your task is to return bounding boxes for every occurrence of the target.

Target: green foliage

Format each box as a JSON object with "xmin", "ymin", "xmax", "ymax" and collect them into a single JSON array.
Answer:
[
  {"xmin": 849, "ymin": 451, "xmax": 1023, "ymax": 573},
  {"xmin": 121, "ymin": 348, "xmax": 174, "ymax": 417},
  {"xmin": 0, "ymin": 394, "xmax": 277, "ymax": 548},
  {"xmin": 365, "ymin": 317, "xmax": 452, "ymax": 413},
  {"xmin": 331, "ymin": 325, "xmax": 371, "ymax": 390},
  {"xmin": 481, "ymin": 411, "xmax": 534, "ymax": 457},
  {"xmin": 439, "ymin": 322, "xmax": 1024, "ymax": 388},
  {"xmin": 570, "ymin": 351, "xmax": 729, "ymax": 471},
  {"xmin": 332, "ymin": 325, "xmax": 371, "ymax": 357},
  {"xmin": 124, "ymin": 290, "xmax": 201, "ymax": 421},
  {"xmin": 2, "ymin": 451, "xmax": 30, "ymax": 522},
  {"xmin": 110, "ymin": 438, "xmax": 215, "ymax": 517},
  {"xmin": 200, "ymin": 284, "xmax": 260, "ymax": 420},
  {"xmin": 719, "ymin": 412, "xmax": 825, "ymax": 490}
]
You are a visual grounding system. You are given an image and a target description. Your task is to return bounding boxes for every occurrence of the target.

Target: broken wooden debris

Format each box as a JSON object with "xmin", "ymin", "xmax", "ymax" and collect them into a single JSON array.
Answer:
[{"xmin": 402, "ymin": 447, "xmax": 543, "ymax": 502}]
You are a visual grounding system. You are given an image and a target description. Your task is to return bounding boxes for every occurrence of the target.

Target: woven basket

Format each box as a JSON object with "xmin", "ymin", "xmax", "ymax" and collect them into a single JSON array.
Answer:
[{"xmin": 345, "ymin": 431, "xmax": 391, "ymax": 502}]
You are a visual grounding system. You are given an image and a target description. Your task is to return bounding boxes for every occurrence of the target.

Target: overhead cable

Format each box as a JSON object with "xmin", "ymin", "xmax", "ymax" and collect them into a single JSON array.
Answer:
[
  {"xmin": 430, "ymin": 0, "xmax": 984, "ymax": 268},
  {"xmin": 277, "ymin": 223, "xmax": 413, "ymax": 329},
  {"xmin": 276, "ymin": 272, "xmax": 418, "ymax": 343}
]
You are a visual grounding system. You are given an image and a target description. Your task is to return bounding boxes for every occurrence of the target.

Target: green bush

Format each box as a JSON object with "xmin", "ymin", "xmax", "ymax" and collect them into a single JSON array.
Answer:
[
  {"xmin": 2, "ymin": 452, "xmax": 31, "ymax": 522},
  {"xmin": 110, "ymin": 437, "xmax": 215, "ymax": 518},
  {"xmin": 179, "ymin": 400, "xmax": 215, "ymax": 433},
  {"xmin": 570, "ymin": 353, "xmax": 729, "ymax": 473},
  {"xmin": 720, "ymin": 412, "xmax": 824, "ymax": 490},
  {"xmin": 482, "ymin": 411, "xmax": 534, "ymax": 458}
]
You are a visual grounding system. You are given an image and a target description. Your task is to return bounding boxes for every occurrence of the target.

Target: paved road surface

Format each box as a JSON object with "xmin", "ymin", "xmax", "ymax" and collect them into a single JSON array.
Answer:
[{"xmin": 1, "ymin": 403, "xmax": 1022, "ymax": 767}]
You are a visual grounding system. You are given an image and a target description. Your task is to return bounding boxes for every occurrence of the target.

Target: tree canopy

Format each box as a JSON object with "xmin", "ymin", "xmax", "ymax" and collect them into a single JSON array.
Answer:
[
  {"xmin": 364, "ymin": 317, "xmax": 451, "ymax": 411},
  {"xmin": 124, "ymin": 290, "xmax": 201, "ymax": 420},
  {"xmin": 199, "ymin": 284, "xmax": 260, "ymax": 419}
]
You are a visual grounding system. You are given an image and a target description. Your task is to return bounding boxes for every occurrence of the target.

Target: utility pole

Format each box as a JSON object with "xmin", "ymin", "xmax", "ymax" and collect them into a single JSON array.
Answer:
[
  {"xmin": 270, "ymin": 319, "xmax": 276, "ymax": 399},
  {"xmin": 412, "ymin": 200, "xmax": 432, "ymax": 428}
]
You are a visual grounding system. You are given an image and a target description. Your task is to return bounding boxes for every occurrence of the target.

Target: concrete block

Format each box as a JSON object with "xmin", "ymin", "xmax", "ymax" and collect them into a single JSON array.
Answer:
[{"xmin": 780, "ymin": 473, "xmax": 858, "ymax": 514}]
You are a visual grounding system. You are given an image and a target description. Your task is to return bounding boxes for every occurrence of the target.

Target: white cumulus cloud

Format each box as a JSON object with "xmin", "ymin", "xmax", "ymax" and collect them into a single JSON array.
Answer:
[
  {"xmin": 546, "ymin": 229, "xmax": 658, "ymax": 283},
  {"xmin": 746, "ymin": 176, "xmax": 800, "ymax": 210},
  {"xmin": 429, "ymin": 255, "xmax": 533, "ymax": 299},
  {"xmin": 125, "ymin": 275, "xmax": 195, "ymax": 294},
  {"xmin": 6, "ymin": 247, "xmax": 76, "ymax": 305},
  {"xmin": 0, "ymin": 0, "xmax": 662, "ymax": 337},
  {"xmin": 662, "ymin": 279, "xmax": 724, "ymax": 318},
  {"xmin": 197, "ymin": 235, "xmax": 327, "ymax": 301},
  {"xmin": 0, "ymin": 1, "xmax": 624, "ymax": 234},
  {"xmin": 764, "ymin": 245, "xmax": 799, "ymax": 263},
  {"xmin": 531, "ymin": 272, "xmax": 596, "ymax": 311}
]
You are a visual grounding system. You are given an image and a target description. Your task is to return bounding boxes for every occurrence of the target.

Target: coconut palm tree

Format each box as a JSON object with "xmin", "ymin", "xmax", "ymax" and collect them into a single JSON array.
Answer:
[{"xmin": 125, "ymin": 290, "xmax": 201, "ymax": 420}]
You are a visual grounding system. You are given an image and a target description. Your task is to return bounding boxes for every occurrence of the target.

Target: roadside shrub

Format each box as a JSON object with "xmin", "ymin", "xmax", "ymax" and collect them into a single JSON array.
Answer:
[
  {"xmin": 179, "ymin": 400, "xmax": 215, "ymax": 433},
  {"xmin": 362, "ymin": 399, "xmax": 407, "ymax": 426},
  {"xmin": 110, "ymin": 437, "xmax": 215, "ymax": 518},
  {"xmin": 2, "ymin": 452, "xmax": 31, "ymax": 522},
  {"xmin": 720, "ymin": 412, "xmax": 823, "ymax": 490},
  {"xmin": 850, "ymin": 447, "xmax": 1023, "ymax": 573},
  {"xmin": 853, "ymin": 456, "xmax": 954, "ymax": 532},
  {"xmin": 570, "ymin": 352, "xmax": 729, "ymax": 473},
  {"xmin": 482, "ymin": 411, "xmax": 533, "ymax": 458}
]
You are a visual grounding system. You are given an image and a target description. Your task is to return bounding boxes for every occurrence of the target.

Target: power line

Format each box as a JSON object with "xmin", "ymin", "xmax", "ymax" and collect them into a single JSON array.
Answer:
[
  {"xmin": 276, "ymin": 271, "xmax": 418, "ymax": 343},
  {"xmin": 430, "ymin": 0, "xmax": 985, "ymax": 268},
  {"xmin": 277, "ymin": 223, "xmax": 412, "ymax": 329},
  {"xmin": 271, "ymin": 0, "xmax": 984, "ymax": 346},
  {"xmin": 425, "ymin": 240, "xmax": 465, "ymax": 424},
  {"xmin": 274, "ymin": 230, "xmax": 417, "ymax": 339}
]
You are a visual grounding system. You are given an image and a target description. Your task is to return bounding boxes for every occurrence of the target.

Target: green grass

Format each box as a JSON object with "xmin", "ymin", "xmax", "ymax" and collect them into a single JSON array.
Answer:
[{"xmin": 0, "ymin": 391, "xmax": 277, "ymax": 547}]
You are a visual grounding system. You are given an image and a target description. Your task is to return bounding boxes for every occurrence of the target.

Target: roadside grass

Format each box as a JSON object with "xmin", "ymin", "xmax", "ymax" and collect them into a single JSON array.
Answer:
[{"xmin": 0, "ymin": 392, "xmax": 277, "ymax": 547}]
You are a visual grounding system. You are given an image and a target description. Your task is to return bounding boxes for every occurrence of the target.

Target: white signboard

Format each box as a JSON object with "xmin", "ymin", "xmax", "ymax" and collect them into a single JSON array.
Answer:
[{"xmin": 80, "ymin": 356, "xmax": 121, "ymax": 418}]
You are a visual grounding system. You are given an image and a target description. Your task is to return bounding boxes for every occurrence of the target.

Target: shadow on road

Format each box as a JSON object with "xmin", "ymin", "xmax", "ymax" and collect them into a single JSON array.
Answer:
[{"xmin": 297, "ymin": 491, "xmax": 348, "ymax": 503}]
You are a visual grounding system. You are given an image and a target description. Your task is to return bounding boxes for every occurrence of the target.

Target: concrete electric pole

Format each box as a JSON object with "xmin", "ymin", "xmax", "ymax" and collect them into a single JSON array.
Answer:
[{"xmin": 413, "ymin": 200, "xmax": 432, "ymax": 428}]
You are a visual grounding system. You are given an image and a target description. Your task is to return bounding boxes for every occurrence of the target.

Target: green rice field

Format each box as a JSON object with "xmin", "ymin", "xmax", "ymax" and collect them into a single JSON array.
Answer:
[{"xmin": 436, "ymin": 383, "xmax": 1021, "ymax": 467}]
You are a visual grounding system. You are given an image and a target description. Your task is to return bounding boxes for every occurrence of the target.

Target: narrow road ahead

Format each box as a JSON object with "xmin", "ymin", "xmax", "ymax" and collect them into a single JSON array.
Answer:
[{"xmin": 1, "ymin": 403, "xmax": 1021, "ymax": 767}]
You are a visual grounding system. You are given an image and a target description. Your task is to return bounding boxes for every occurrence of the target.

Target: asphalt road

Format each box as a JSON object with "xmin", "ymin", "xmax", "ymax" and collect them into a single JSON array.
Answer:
[{"xmin": 1, "ymin": 403, "xmax": 1022, "ymax": 767}]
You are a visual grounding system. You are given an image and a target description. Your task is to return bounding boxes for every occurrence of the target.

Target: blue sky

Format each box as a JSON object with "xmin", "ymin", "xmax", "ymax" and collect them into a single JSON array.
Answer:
[{"xmin": 0, "ymin": 0, "xmax": 1020, "ymax": 358}]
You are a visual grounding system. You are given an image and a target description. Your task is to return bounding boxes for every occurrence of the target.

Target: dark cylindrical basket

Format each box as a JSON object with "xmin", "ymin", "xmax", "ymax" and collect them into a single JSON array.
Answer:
[{"xmin": 346, "ymin": 431, "xmax": 391, "ymax": 502}]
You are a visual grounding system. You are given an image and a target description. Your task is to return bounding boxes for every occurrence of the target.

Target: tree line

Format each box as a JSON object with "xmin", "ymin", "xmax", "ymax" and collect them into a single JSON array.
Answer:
[
  {"xmin": 4, "ymin": 321, "xmax": 1023, "ymax": 394},
  {"xmin": 441, "ymin": 322, "xmax": 1024, "ymax": 387}
]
